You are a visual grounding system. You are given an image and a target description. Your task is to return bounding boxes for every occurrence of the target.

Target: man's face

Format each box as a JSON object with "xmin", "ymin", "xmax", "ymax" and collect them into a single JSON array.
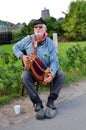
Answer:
[{"xmin": 34, "ymin": 24, "xmax": 46, "ymax": 37}]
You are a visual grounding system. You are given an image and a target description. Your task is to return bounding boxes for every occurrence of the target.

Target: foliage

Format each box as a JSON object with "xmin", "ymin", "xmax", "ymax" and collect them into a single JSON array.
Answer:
[
  {"xmin": 0, "ymin": 96, "xmax": 11, "ymax": 105},
  {"xmin": 59, "ymin": 44, "xmax": 86, "ymax": 75},
  {"xmin": 62, "ymin": 0, "xmax": 86, "ymax": 41},
  {"xmin": 21, "ymin": 20, "xmax": 34, "ymax": 36},
  {"xmin": 0, "ymin": 49, "xmax": 22, "ymax": 96},
  {"xmin": 0, "ymin": 94, "xmax": 20, "ymax": 105},
  {"xmin": 12, "ymin": 29, "xmax": 24, "ymax": 43},
  {"xmin": 45, "ymin": 17, "xmax": 64, "ymax": 38}
]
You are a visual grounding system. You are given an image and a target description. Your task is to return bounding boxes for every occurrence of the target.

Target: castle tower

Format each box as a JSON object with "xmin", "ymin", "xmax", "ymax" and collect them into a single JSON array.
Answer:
[{"xmin": 41, "ymin": 8, "xmax": 50, "ymax": 19}]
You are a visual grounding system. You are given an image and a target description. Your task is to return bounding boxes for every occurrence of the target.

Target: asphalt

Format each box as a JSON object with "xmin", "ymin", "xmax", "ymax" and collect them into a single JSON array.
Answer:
[{"xmin": 2, "ymin": 93, "xmax": 86, "ymax": 130}]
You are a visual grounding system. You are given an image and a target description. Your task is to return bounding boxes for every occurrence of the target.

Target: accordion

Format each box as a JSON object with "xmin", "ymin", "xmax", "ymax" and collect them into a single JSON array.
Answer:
[{"xmin": 24, "ymin": 53, "xmax": 51, "ymax": 85}]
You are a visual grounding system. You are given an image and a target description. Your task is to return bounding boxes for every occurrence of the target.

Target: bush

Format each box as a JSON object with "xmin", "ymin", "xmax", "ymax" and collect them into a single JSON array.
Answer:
[
  {"xmin": 12, "ymin": 29, "xmax": 23, "ymax": 43},
  {"xmin": 59, "ymin": 44, "xmax": 86, "ymax": 75},
  {"xmin": 0, "ymin": 49, "xmax": 22, "ymax": 96}
]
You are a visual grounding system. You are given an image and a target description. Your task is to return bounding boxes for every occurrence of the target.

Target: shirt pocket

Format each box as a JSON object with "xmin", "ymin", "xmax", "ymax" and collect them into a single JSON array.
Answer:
[{"xmin": 43, "ymin": 51, "xmax": 50, "ymax": 65}]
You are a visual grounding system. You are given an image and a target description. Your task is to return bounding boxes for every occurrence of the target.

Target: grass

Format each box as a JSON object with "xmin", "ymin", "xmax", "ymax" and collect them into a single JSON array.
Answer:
[
  {"xmin": 0, "ymin": 44, "xmax": 13, "ymax": 53},
  {"xmin": 0, "ymin": 41, "xmax": 86, "ymax": 54},
  {"xmin": 58, "ymin": 41, "xmax": 86, "ymax": 57},
  {"xmin": 0, "ymin": 94, "xmax": 21, "ymax": 106}
]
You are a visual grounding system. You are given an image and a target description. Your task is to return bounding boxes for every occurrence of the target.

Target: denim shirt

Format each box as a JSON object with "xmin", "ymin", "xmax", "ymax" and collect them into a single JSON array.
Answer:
[{"xmin": 13, "ymin": 34, "xmax": 59, "ymax": 75}]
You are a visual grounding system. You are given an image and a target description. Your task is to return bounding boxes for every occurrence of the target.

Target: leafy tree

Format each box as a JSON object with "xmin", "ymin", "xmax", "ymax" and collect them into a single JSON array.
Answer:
[
  {"xmin": 44, "ymin": 17, "xmax": 64, "ymax": 38},
  {"xmin": 62, "ymin": 0, "xmax": 86, "ymax": 41},
  {"xmin": 21, "ymin": 20, "xmax": 34, "ymax": 36},
  {"xmin": 21, "ymin": 23, "xmax": 29, "ymax": 36},
  {"xmin": 12, "ymin": 29, "xmax": 23, "ymax": 43}
]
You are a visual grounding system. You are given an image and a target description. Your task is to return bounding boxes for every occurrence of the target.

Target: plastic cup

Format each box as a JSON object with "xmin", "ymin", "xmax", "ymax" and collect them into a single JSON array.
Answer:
[{"xmin": 14, "ymin": 105, "xmax": 20, "ymax": 115}]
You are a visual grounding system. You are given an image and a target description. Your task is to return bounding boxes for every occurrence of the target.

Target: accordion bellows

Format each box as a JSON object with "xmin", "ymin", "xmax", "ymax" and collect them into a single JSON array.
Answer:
[
  {"xmin": 31, "ymin": 56, "xmax": 47, "ymax": 82},
  {"xmin": 24, "ymin": 54, "xmax": 49, "ymax": 84}
]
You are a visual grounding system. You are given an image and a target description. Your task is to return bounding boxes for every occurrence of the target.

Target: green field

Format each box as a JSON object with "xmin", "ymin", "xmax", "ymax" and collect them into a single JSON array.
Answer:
[
  {"xmin": 0, "ymin": 41, "xmax": 86, "ymax": 54},
  {"xmin": 58, "ymin": 41, "xmax": 86, "ymax": 56},
  {"xmin": 0, "ymin": 44, "xmax": 13, "ymax": 53}
]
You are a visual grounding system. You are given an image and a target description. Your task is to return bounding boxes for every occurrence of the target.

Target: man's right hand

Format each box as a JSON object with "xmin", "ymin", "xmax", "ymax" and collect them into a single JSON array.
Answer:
[
  {"xmin": 22, "ymin": 53, "xmax": 36, "ymax": 70},
  {"xmin": 22, "ymin": 55, "xmax": 29, "ymax": 65}
]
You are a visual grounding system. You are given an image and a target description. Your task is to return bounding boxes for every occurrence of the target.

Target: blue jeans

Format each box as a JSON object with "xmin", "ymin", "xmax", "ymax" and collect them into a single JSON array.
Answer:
[{"xmin": 21, "ymin": 69, "xmax": 66, "ymax": 105}]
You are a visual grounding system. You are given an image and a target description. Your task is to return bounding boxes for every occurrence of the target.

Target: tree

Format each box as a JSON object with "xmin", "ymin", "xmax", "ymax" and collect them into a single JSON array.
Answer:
[
  {"xmin": 62, "ymin": 0, "xmax": 86, "ymax": 41},
  {"xmin": 45, "ymin": 17, "xmax": 64, "ymax": 38}
]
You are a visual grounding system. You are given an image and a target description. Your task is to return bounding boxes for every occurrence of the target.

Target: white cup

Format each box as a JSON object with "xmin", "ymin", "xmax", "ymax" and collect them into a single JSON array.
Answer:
[{"xmin": 14, "ymin": 105, "xmax": 20, "ymax": 115}]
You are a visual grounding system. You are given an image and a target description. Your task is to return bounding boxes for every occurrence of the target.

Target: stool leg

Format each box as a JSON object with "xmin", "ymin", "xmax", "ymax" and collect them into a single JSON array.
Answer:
[{"xmin": 22, "ymin": 84, "xmax": 25, "ymax": 96}]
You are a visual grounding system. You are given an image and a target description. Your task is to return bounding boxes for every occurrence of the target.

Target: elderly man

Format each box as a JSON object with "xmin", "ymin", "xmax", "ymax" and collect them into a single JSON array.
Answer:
[{"xmin": 13, "ymin": 18, "xmax": 65, "ymax": 119}]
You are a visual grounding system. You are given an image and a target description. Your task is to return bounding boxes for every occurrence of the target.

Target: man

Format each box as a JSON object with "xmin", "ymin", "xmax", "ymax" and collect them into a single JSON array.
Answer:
[{"xmin": 13, "ymin": 18, "xmax": 65, "ymax": 119}]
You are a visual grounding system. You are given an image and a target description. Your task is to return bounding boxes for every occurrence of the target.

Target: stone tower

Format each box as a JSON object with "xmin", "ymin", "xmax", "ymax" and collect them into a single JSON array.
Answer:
[{"xmin": 41, "ymin": 8, "xmax": 50, "ymax": 19}]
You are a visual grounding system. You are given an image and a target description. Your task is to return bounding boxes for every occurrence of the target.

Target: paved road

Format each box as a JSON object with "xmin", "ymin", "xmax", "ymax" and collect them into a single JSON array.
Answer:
[{"xmin": 2, "ymin": 93, "xmax": 86, "ymax": 130}]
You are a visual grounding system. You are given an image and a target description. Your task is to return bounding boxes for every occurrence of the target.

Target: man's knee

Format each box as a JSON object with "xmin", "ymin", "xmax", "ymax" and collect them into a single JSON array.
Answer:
[
  {"xmin": 21, "ymin": 70, "xmax": 30, "ymax": 80},
  {"xmin": 58, "ymin": 70, "xmax": 66, "ymax": 79}
]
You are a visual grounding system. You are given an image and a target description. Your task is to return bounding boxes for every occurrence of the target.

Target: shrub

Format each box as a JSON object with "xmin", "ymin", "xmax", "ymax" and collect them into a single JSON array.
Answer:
[{"xmin": 0, "ymin": 49, "xmax": 22, "ymax": 96}]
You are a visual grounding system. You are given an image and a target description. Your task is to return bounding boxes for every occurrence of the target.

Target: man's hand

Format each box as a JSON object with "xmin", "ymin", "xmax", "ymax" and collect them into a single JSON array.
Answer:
[
  {"xmin": 22, "ymin": 53, "xmax": 36, "ymax": 65},
  {"xmin": 22, "ymin": 55, "xmax": 29, "ymax": 65},
  {"xmin": 43, "ymin": 69, "xmax": 54, "ymax": 84},
  {"xmin": 22, "ymin": 54, "xmax": 36, "ymax": 70}
]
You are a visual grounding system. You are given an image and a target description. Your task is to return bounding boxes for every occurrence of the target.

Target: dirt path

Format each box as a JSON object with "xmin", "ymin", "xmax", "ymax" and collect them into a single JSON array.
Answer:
[{"xmin": 0, "ymin": 79, "xmax": 86, "ymax": 129}]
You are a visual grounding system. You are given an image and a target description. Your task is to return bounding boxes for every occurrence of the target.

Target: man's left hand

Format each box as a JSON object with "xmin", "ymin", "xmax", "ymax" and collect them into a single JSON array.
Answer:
[{"xmin": 43, "ymin": 71, "xmax": 54, "ymax": 84}]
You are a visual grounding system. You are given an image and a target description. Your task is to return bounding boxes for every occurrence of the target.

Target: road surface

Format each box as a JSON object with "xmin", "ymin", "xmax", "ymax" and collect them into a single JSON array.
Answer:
[{"xmin": 2, "ymin": 93, "xmax": 86, "ymax": 130}]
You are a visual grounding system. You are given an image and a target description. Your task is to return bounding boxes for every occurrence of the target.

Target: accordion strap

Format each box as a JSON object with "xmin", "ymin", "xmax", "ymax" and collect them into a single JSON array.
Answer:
[{"xmin": 30, "ymin": 35, "xmax": 37, "ymax": 55}]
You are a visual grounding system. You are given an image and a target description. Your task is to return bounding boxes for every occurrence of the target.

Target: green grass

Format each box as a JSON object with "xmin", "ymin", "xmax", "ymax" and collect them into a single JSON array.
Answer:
[
  {"xmin": 0, "ymin": 41, "xmax": 86, "ymax": 54},
  {"xmin": 0, "ymin": 43, "xmax": 22, "ymax": 66},
  {"xmin": 0, "ymin": 44, "xmax": 13, "ymax": 53},
  {"xmin": 58, "ymin": 41, "xmax": 86, "ymax": 56},
  {"xmin": 0, "ymin": 94, "xmax": 21, "ymax": 106}
]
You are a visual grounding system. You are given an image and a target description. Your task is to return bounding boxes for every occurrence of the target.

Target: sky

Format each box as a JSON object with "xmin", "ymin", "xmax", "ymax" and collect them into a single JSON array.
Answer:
[{"xmin": 0, "ymin": 0, "xmax": 74, "ymax": 24}]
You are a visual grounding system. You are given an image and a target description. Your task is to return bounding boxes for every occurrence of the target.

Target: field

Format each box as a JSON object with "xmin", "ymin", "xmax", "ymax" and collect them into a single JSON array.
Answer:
[
  {"xmin": 58, "ymin": 41, "xmax": 86, "ymax": 56},
  {"xmin": 0, "ymin": 41, "xmax": 86, "ymax": 54},
  {"xmin": 0, "ymin": 44, "xmax": 13, "ymax": 53}
]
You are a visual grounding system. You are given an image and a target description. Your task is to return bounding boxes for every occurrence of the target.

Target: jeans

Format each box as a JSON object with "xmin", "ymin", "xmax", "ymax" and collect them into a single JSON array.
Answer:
[{"xmin": 21, "ymin": 69, "xmax": 66, "ymax": 104}]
